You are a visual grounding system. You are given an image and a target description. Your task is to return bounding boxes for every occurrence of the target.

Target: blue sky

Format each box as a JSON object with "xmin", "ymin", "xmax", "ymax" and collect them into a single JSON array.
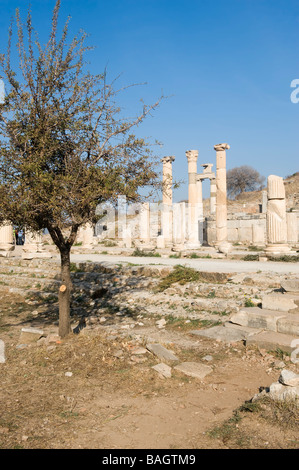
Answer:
[{"xmin": 0, "ymin": 0, "xmax": 298, "ymax": 201}]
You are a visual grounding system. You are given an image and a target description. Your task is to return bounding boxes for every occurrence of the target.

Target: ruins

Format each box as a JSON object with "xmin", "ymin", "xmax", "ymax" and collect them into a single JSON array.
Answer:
[{"xmin": 0, "ymin": 143, "xmax": 298, "ymax": 257}]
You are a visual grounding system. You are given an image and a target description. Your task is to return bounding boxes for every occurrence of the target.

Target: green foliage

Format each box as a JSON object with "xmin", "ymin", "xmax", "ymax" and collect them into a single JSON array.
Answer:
[
  {"xmin": 155, "ymin": 265, "xmax": 202, "ymax": 292},
  {"xmin": 132, "ymin": 249, "xmax": 161, "ymax": 257}
]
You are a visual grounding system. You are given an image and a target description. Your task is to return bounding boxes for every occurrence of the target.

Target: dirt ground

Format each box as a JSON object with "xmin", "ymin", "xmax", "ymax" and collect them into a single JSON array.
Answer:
[{"xmin": 0, "ymin": 291, "xmax": 298, "ymax": 450}]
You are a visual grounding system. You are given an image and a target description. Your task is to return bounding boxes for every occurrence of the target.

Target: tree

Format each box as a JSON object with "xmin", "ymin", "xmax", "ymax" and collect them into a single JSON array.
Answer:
[
  {"xmin": 0, "ymin": 1, "xmax": 163, "ymax": 337},
  {"xmin": 227, "ymin": 165, "xmax": 265, "ymax": 199}
]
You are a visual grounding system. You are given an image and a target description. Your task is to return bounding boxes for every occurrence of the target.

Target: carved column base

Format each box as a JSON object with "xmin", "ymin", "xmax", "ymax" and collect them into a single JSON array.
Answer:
[{"xmin": 265, "ymin": 244, "xmax": 291, "ymax": 254}]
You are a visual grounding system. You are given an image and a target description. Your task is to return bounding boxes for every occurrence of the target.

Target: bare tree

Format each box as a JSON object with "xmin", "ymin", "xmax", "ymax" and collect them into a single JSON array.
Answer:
[
  {"xmin": 0, "ymin": 1, "xmax": 163, "ymax": 337},
  {"xmin": 227, "ymin": 165, "xmax": 265, "ymax": 199}
]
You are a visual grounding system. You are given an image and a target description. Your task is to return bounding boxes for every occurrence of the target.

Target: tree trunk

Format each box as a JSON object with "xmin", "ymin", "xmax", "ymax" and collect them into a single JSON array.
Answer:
[{"xmin": 59, "ymin": 247, "xmax": 72, "ymax": 338}]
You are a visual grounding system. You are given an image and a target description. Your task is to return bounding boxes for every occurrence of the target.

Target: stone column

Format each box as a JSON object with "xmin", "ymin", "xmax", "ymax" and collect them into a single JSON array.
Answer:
[
  {"xmin": 210, "ymin": 178, "xmax": 216, "ymax": 215},
  {"xmin": 265, "ymin": 175, "xmax": 290, "ymax": 253},
  {"xmin": 0, "ymin": 223, "xmax": 15, "ymax": 257},
  {"xmin": 162, "ymin": 156, "xmax": 175, "ymax": 205},
  {"xmin": 161, "ymin": 156, "xmax": 175, "ymax": 245},
  {"xmin": 214, "ymin": 143, "xmax": 230, "ymax": 249},
  {"xmin": 186, "ymin": 150, "xmax": 200, "ymax": 246},
  {"xmin": 139, "ymin": 202, "xmax": 151, "ymax": 245}
]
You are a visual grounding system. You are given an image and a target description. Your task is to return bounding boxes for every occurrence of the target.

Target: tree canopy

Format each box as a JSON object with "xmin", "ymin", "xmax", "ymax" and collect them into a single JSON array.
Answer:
[
  {"xmin": 0, "ymin": 0, "xmax": 163, "ymax": 336},
  {"xmin": 227, "ymin": 165, "xmax": 265, "ymax": 199}
]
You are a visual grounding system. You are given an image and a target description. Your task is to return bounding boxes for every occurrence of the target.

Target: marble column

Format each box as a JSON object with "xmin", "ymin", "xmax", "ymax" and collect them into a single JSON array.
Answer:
[
  {"xmin": 139, "ymin": 202, "xmax": 151, "ymax": 244},
  {"xmin": 161, "ymin": 156, "xmax": 175, "ymax": 245},
  {"xmin": 186, "ymin": 150, "xmax": 200, "ymax": 246},
  {"xmin": 210, "ymin": 178, "xmax": 217, "ymax": 215},
  {"xmin": 0, "ymin": 223, "xmax": 15, "ymax": 257},
  {"xmin": 162, "ymin": 156, "xmax": 175, "ymax": 205},
  {"xmin": 214, "ymin": 143, "xmax": 230, "ymax": 248},
  {"xmin": 265, "ymin": 175, "xmax": 290, "ymax": 253}
]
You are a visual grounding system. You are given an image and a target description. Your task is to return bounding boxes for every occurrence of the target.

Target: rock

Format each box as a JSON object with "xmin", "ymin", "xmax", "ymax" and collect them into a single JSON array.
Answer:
[
  {"xmin": 279, "ymin": 369, "xmax": 299, "ymax": 387},
  {"xmin": 281, "ymin": 279, "xmax": 299, "ymax": 293},
  {"xmin": 218, "ymin": 242, "xmax": 232, "ymax": 255},
  {"xmin": 146, "ymin": 343, "xmax": 179, "ymax": 362},
  {"xmin": 131, "ymin": 347, "xmax": 148, "ymax": 355},
  {"xmin": 202, "ymin": 355, "xmax": 213, "ymax": 362},
  {"xmin": 19, "ymin": 327, "xmax": 44, "ymax": 344},
  {"xmin": 0, "ymin": 340, "xmax": 5, "ymax": 363},
  {"xmin": 269, "ymin": 382, "xmax": 299, "ymax": 401},
  {"xmin": 152, "ymin": 363, "xmax": 172, "ymax": 378},
  {"xmin": 262, "ymin": 294, "xmax": 297, "ymax": 312},
  {"xmin": 65, "ymin": 371, "xmax": 73, "ymax": 377},
  {"xmin": 174, "ymin": 362, "xmax": 212, "ymax": 380},
  {"xmin": 156, "ymin": 318, "xmax": 166, "ymax": 329}
]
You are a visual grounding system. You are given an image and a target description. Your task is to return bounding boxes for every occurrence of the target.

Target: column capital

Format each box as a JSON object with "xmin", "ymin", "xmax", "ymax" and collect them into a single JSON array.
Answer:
[
  {"xmin": 185, "ymin": 150, "xmax": 198, "ymax": 162},
  {"xmin": 161, "ymin": 156, "xmax": 175, "ymax": 164},
  {"xmin": 214, "ymin": 143, "xmax": 230, "ymax": 151}
]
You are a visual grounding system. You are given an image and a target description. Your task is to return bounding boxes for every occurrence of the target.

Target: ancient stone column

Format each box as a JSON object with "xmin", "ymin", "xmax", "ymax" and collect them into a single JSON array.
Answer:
[
  {"xmin": 162, "ymin": 156, "xmax": 175, "ymax": 205},
  {"xmin": 186, "ymin": 150, "xmax": 200, "ymax": 246},
  {"xmin": 161, "ymin": 156, "xmax": 175, "ymax": 244},
  {"xmin": 0, "ymin": 223, "xmax": 15, "ymax": 257},
  {"xmin": 210, "ymin": 178, "xmax": 216, "ymax": 215},
  {"xmin": 265, "ymin": 175, "xmax": 290, "ymax": 253},
  {"xmin": 214, "ymin": 143, "xmax": 230, "ymax": 248},
  {"xmin": 139, "ymin": 202, "xmax": 151, "ymax": 244}
]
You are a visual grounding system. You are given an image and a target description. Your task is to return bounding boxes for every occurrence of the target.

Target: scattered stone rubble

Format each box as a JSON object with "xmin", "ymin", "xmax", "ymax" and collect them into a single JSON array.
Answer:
[{"xmin": 252, "ymin": 369, "xmax": 299, "ymax": 402}]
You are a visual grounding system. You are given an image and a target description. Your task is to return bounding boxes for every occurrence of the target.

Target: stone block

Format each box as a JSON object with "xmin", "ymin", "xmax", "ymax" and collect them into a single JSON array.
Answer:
[
  {"xmin": 152, "ymin": 363, "xmax": 172, "ymax": 378},
  {"xmin": 281, "ymin": 279, "xmax": 299, "ymax": 293},
  {"xmin": 262, "ymin": 294, "xmax": 298, "ymax": 312},
  {"xmin": 245, "ymin": 331, "xmax": 297, "ymax": 353},
  {"xmin": 0, "ymin": 340, "xmax": 5, "ymax": 363},
  {"xmin": 279, "ymin": 369, "xmax": 299, "ymax": 387},
  {"xmin": 230, "ymin": 307, "xmax": 286, "ymax": 332},
  {"xmin": 190, "ymin": 325, "xmax": 249, "ymax": 343},
  {"xmin": 19, "ymin": 327, "xmax": 44, "ymax": 344},
  {"xmin": 277, "ymin": 314, "xmax": 299, "ymax": 336},
  {"xmin": 174, "ymin": 362, "xmax": 212, "ymax": 379},
  {"xmin": 146, "ymin": 343, "xmax": 179, "ymax": 363}
]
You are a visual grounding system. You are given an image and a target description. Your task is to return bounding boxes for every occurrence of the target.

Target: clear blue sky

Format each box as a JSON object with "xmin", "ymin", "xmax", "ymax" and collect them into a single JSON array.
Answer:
[{"xmin": 0, "ymin": 0, "xmax": 299, "ymax": 201}]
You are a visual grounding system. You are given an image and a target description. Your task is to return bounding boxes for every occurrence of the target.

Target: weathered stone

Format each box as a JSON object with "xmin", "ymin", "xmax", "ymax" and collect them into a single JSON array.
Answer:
[
  {"xmin": 174, "ymin": 362, "xmax": 212, "ymax": 379},
  {"xmin": 19, "ymin": 327, "xmax": 44, "ymax": 344},
  {"xmin": 190, "ymin": 324, "xmax": 254, "ymax": 343},
  {"xmin": 279, "ymin": 369, "xmax": 299, "ymax": 387},
  {"xmin": 281, "ymin": 279, "xmax": 299, "ymax": 293},
  {"xmin": 268, "ymin": 382, "xmax": 299, "ymax": 401},
  {"xmin": 262, "ymin": 293, "xmax": 297, "ymax": 312},
  {"xmin": 146, "ymin": 343, "xmax": 179, "ymax": 362},
  {"xmin": 277, "ymin": 314, "xmax": 299, "ymax": 336},
  {"xmin": 245, "ymin": 331, "xmax": 296, "ymax": 354},
  {"xmin": 152, "ymin": 363, "xmax": 172, "ymax": 378},
  {"xmin": 230, "ymin": 307, "xmax": 286, "ymax": 332},
  {"xmin": 0, "ymin": 340, "xmax": 5, "ymax": 363}
]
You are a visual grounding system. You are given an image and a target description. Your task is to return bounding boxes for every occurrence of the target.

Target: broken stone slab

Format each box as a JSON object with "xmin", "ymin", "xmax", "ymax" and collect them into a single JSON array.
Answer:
[
  {"xmin": 19, "ymin": 327, "xmax": 44, "ymax": 344},
  {"xmin": 174, "ymin": 362, "xmax": 212, "ymax": 380},
  {"xmin": 0, "ymin": 340, "xmax": 5, "ymax": 363},
  {"xmin": 277, "ymin": 314, "xmax": 299, "ymax": 336},
  {"xmin": 230, "ymin": 307, "xmax": 286, "ymax": 332},
  {"xmin": 152, "ymin": 363, "xmax": 172, "ymax": 378},
  {"xmin": 279, "ymin": 369, "xmax": 299, "ymax": 387},
  {"xmin": 224, "ymin": 322, "xmax": 263, "ymax": 336},
  {"xmin": 261, "ymin": 293, "xmax": 298, "ymax": 312},
  {"xmin": 146, "ymin": 343, "xmax": 179, "ymax": 362},
  {"xmin": 268, "ymin": 382, "xmax": 299, "ymax": 401},
  {"xmin": 245, "ymin": 331, "xmax": 297, "ymax": 354},
  {"xmin": 281, "ymin": 279, "xmax": 299, "ymax": 293},
  {"xmin": 190, "ymin": 325, "xmax": 251, "ymax": 343}
]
